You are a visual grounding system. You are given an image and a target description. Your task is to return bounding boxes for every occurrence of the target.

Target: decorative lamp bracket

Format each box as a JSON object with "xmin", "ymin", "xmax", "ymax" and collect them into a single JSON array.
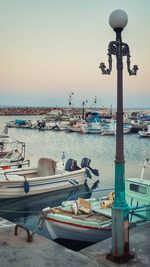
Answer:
[{"xmin": 99, "ymin": 40, "xmax": 138, "ymax": 76}]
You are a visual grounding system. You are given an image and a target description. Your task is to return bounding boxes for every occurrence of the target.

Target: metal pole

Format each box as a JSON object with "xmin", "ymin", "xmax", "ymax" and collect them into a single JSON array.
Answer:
[
  {"xmin": 107, "ymin": 29, "xmax": 132, "ymax": 263},
  {"xmin": 99, "ymin": 13, "xmax": 138, "ymax": 262}
]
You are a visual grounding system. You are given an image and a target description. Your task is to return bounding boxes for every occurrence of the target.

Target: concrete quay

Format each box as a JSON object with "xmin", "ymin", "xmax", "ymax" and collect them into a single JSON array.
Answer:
[
  {"xmin": 81, "ymin": 221, "xmax": 150, "ymax": 266},
  {"xmin": 0, "ymin": 217, "xmax": 150, "ymax": 267}
]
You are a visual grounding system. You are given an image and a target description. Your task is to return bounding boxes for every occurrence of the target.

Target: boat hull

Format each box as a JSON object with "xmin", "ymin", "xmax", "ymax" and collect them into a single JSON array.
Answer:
[
  {"xmin": 45, "ymin": 217, "xmax": 111, "ymax": 243},
  {"xmin": 0, "ymin": 169, "xmax": 87, "ymax": 199},
  {"xmin": 138, "ymin": 132, "xmax": 150, "ymax": 138}
]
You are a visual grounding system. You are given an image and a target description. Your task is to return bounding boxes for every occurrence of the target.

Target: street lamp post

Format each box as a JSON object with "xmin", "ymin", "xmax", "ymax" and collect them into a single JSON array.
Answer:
[{"xmin": 99, "ymin": 10, "xmax": 138, "ymax": 263}]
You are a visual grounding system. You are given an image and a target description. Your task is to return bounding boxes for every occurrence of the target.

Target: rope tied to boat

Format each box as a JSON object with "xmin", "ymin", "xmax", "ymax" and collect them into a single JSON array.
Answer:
[{"xmin": 31, "ymin": 212, "xmax": 47, "ymax": 237}]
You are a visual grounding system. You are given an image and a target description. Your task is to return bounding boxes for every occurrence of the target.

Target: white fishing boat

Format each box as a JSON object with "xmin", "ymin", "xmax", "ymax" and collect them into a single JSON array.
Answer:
[
  {"xmin": 38, "ymin": 120, "xmax": 70, "ymax": 131},
  {"xmin": 42, "ymin": 159, "xmax": 150, "ymax": 244},
  {"xmin": 38, "ymin": 121, "xmax": 55, "ymax": 130},
  {"xmin": 0, "ymin": 157, "xmax": 97, "ymax": 199},
  {"xmin": 81, "ymin": 121, "xmax": 103, "ymax": 134},
  {"xmin": 65, "ymin": 120, "xmax": 83, "ymax": 133},
  {"xmin": 101, "ymin": 120, "xmax": 131, "ymax": 135},
  {"xmin": 130, "ymin": 119, "xmax": 148, "ymax": 133},
  {"xmin": 138, "ymin": 124, "xmax": 150, "ymax": 138},
  {"xmin": 7, "ymin": 119, "xmax": 32, "ymax": 128},
  {"xmin": 101, "ymin": 121, "xmax": 116, "ymax": 135},
  {"xmin": 80, "ymin": 111, "xmax": 104, "ymax": 134}
]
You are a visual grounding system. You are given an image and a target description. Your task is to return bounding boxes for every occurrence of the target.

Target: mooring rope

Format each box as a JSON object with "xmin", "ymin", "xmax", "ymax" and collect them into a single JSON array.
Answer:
[{"xmin": 31, "ymin": 213, "xmax": 46, "ymax": 236}]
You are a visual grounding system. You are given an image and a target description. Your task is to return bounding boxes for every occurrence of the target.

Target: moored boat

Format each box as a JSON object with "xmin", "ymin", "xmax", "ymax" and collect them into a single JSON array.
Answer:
[
  {"xmin": 65, "ymin": 120, "xmax": 83, "ymax": 133},
  {"xmin": 130, "ymin": 120, "xmax": 148, "ymax": 133},
  {"xmin": 80, "ymin": 111, "xmax": 104, "ymax": 134},
  {"xmin": 101, "ymin": 120, "xmax": 131, "ymax": 135},
  {"xmin": 138, "ymin": 124, "xmax": 150, "ymax": 138},
  {"xmin": 7, "ymin": 119, "xmax": 32, "ymax": 128},
  {"xmin": 42, "ymin": 159, "xmax": 150, "ymax": 244},
  {"xmin": 0, "ymin": 157, "xmax": 98, "ymax": 198}
]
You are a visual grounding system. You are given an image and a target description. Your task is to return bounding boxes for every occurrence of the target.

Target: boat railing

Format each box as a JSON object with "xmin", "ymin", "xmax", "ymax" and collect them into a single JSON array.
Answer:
[{"xmin": 129, "ymin": 203, "xmax": 150, "ymax": 222}]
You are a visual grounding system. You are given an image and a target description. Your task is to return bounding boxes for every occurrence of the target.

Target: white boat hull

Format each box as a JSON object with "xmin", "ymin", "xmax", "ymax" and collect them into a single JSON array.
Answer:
[
  {"xmin": 0, "ymin": 168, "xmax": 87, "ymax": 199},
  {"xmin": 45, "ymin": 217, "xmax": 111, "ymax": 243},
  {"xmin": 138, "ymin": 131, "xmax": 150, "ymax": 138}
]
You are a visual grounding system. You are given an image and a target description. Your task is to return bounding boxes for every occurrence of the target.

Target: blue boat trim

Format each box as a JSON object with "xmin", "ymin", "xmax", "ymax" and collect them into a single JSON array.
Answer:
[{"xmin": 1, "ymin": 178, "xmax": 81, "ymax": 189}]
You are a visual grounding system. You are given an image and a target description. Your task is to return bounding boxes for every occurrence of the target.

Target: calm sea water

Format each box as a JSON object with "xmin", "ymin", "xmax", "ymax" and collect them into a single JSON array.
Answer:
[{"xmin": 0, "ymin": 115, "xmax": 150, "ymax": 247}]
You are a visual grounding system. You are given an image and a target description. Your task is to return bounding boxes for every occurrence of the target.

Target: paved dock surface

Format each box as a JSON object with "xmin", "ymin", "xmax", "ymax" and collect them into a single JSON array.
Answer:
[
  {"xmin": 81, "ymin": 221, "xmax": 150, "ymax": 266},
  {"xmin": 0, "ymin": 217, "xmax": 150, "ymax": 267},
  {"xmin": 0, "ymin": 218, "xmax": 96, "ymax": 267}
]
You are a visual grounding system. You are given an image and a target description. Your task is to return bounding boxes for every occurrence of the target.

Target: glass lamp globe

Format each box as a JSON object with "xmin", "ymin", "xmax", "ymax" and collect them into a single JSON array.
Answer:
[{"xmin": 109, "ymin": 9, "xmax": 128, "ymax": 29}]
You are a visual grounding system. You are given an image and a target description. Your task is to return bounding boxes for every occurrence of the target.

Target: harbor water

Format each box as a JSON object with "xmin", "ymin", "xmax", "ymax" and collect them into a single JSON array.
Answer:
[{"xmin": 0, "ymin": 115, "xmax": 150, "ymax": 247}]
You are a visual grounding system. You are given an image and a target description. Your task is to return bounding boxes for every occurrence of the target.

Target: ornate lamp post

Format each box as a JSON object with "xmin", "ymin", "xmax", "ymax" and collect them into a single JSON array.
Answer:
[{"xmin": 99, "ymin": 10, "xmax": 138, "ymax": 263}]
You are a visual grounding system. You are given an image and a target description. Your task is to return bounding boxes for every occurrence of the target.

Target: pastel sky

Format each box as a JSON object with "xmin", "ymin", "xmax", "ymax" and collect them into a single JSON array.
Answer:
[{"xmin": 0, "ymin": 0, "xmax": 149, "ymax": 108}]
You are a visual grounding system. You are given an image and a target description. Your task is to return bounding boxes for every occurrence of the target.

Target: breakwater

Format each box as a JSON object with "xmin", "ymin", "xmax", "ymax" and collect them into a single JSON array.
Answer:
[
  {"xmin": 0, "ymin": 107, "xmax": 86, "ymax": 116},
  {"xmin": 0, "ymin": 107, "xmax": 53, "ymax": 115}
]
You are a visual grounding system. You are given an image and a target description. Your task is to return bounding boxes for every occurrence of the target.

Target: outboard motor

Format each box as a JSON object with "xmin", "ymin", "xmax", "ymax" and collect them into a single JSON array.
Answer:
[
  {"xmin": 81, "ymin": 157, "xmax": 99, "ymax": 177},
  {"xmin": 81, "ymin": 158, "xmax": 91, "ymax": 168},
  {"xmin": 65, "ymin": 158, "xmax": 80, "ymax": 172}
]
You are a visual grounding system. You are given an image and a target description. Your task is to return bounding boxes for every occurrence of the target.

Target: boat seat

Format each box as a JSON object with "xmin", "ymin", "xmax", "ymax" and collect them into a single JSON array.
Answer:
[{"xmin": 37, "ymin": 157, "xmax": 56, "ymax": 177}]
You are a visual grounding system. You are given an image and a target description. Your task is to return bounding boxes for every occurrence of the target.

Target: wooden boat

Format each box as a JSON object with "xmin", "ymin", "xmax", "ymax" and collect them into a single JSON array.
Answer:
[
  {"xmin": 42, "ymin": 159, "xmax": 150, "ymax": 244},
  {"xmin": 0, "ymin": 157, "xmax": 93, "ymax": 198}
]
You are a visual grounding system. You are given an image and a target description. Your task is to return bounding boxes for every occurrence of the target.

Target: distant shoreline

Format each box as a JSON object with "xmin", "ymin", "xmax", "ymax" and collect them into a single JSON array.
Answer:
[
  {"xmin": 0, "ymin": 107, "xmax": 53, "ymax": 116},
  {"xmin": 0, "ymin": 106, "xmax": 150, "ymax": 116}
]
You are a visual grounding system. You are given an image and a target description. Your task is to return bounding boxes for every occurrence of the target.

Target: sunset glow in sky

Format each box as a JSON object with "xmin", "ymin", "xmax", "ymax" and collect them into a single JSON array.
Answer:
[{"xmin": 0, "ymin": 0, "xmax": 150, "ymax": 108}]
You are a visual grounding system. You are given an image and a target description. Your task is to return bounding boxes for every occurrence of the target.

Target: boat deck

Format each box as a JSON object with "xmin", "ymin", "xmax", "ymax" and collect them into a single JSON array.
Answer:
[{"xmin": 49, "ymin": 207, "xmax": 112, "ymax": 223}]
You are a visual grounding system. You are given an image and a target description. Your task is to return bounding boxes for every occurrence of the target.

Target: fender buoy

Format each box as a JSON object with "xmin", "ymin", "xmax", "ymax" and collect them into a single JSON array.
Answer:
[
  {"xmin": 108, "ymin": 192, "xmax": 115, "ymax": 201},
  {"xmin": 101, "ymin": 200, "xmax": 113, "ymax": 209},
  {"xmin": 24, "ymin": 180, "xmax": 30, "ymax": 193}
]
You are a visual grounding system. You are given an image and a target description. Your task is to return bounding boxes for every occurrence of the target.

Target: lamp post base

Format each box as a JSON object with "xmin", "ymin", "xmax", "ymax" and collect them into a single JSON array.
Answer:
[{"xmin": 106, "ymin": 252, "xmax": 134, "ymax": 264}]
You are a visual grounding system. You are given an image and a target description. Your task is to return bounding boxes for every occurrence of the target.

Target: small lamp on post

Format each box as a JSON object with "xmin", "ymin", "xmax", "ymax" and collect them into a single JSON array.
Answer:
[{"xmin": 99, "ymin": 9, "xmax": 138, "ymax": 263}]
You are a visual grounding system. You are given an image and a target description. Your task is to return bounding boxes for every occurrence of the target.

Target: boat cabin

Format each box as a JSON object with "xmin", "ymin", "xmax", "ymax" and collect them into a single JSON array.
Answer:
[{"xmin": 126, "ymin": 177, "xmax": 150, "ymax": 221}]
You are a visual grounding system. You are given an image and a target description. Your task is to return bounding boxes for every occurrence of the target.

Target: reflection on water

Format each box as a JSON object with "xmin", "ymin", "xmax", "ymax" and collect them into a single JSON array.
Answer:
[
  {"xmin": 0, "ymin": 115, "xmax": 150, "ymax": 186},
  {"xmin": 0, "ymin": 182, "xmax": 99, "ymax": 240}
]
